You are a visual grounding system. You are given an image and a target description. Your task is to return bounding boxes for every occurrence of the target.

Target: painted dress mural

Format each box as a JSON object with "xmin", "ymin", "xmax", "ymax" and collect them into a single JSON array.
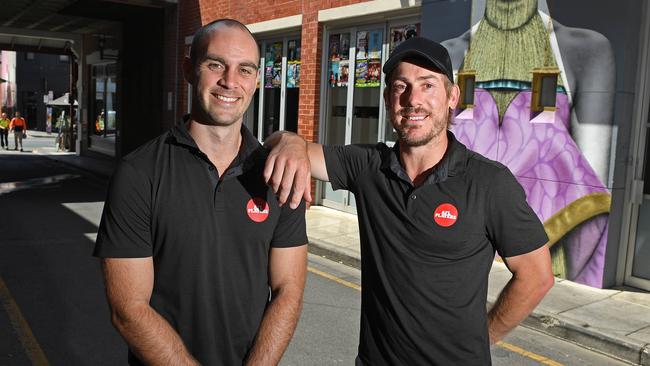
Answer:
[{"xmin": 443, "ymin": 0, "xmax": 616, "ymax": 287}]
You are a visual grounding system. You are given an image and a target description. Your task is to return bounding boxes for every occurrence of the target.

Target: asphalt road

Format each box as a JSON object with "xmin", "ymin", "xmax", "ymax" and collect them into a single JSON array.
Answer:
[{"xmin": 0, "ymin": 150, "xmax": 632, "ymax": 366}]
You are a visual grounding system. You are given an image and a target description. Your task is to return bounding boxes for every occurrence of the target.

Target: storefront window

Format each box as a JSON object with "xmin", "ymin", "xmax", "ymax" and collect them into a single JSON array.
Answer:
[
  {"xmin": 244, "ymin": 37, "xmax": 301, "ymax": 141},
  {"xmin": 321, "ymin": 21, "xmax": 419, "ymax": 211}
]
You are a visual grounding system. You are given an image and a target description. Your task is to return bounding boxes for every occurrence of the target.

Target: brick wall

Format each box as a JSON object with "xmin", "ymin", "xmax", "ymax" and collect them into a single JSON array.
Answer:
[{"xmin": 177, "ymin": 0, "xmax": 371, "ymax": 143}]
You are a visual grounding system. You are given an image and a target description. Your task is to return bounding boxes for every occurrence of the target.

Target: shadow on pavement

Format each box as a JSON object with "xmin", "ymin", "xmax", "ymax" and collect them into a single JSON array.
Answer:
[{"xmin": 0, "ymin": 154, "xmax": 126, "ymax": 365}]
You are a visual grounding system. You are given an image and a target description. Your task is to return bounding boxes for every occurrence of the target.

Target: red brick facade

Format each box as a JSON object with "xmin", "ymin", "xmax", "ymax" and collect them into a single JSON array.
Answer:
[{"xmin": 177, "ymin": 0, "xmax": 371, "ymax": 144}]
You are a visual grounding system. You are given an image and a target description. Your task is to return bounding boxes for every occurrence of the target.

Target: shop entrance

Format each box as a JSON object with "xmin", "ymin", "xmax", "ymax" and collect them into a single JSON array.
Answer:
[
  {"xmin": 320, "ymin": 20, "xmax": 420, "ymax": 212},
  {"xmin": 244, "ymin": 36, "xmax": 301, "ymax": 141}
]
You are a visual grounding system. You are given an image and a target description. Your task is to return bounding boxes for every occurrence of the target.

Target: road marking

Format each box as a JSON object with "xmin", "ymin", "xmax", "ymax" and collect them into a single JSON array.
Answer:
[
  {"xmin": 309, "ymin": 266, "xmax": 565, "ymax": 366},
  {"xmin": 497, "ymin": 340, "xmax": 564, "ymax": 366},
  {"xmin": 0, "ymin": 275, "xmax": 50, "ymax": 366},
  {"xmin": 307, "ymin": 267, "xmax": 361, "ymax": 291}
]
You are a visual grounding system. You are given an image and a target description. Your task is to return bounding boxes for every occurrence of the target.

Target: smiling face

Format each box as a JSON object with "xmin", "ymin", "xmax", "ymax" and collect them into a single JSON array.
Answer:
[
  {"xmin": 384, "ymin": 59, "xmax": 459, "ymax": 147},
  {"xmin": 185, "ymin": 25, "xmax": 259, "ymax": 127}
]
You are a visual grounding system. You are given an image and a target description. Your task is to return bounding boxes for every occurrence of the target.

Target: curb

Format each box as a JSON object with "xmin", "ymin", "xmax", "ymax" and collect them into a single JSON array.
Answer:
[
  {"xmin": 307, "ymin": 240, "xmax": 648, "ymax": 366},
  {"xmin": 308, "ymin": 239, "xmax": 360, "ymax": 270},
  {"xmin": 520, "ymin": 311, "xmax": 649, "ymax": 366}
]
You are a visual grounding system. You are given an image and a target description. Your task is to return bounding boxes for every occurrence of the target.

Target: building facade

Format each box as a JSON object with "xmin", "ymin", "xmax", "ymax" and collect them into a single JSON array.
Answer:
[{"xmin": 178, "ymin": 0, "xmax": 650, "ymax": 291}]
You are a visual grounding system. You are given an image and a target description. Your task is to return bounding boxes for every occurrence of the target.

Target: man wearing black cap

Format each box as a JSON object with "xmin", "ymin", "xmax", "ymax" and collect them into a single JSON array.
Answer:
[{"xmin": 264, "ymin": 36, "xmax": 553, "ymax": 365}]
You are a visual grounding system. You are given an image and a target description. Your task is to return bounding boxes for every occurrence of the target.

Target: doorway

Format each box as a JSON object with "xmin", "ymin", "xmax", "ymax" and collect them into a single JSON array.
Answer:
[
  {"xmin": 244, "ymin": 36, "xmax": 301, "ymax": 141},
  {"xmin": 319, "ymin": 19, "xmax": 420, "ymax": 212}
]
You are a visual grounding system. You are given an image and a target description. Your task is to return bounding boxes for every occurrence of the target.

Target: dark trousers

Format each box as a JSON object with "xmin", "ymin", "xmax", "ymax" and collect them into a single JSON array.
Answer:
[{"xmin": 0, "ymin": 128, "xmax": 8, "ymax": 148}]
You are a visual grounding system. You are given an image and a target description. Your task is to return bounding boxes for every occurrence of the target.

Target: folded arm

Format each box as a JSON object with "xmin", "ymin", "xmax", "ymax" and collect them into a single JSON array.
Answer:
[
  {"xmin": 102, "ymin": 257, "xmax": 199, "ymax": 365},
  {"xmin": 487, "ymin": 245, "xmax": 554, "ymax": 344},
  {"xmin": 264, "ymin": 131, "xmax": 328, "ymax": 209},
  {"xmin": 245, "ymin": 245, "xmax": 308, "ymax": 366}
]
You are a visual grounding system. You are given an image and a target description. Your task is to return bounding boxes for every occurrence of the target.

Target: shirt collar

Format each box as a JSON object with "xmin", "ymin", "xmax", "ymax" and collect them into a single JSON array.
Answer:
[
  {"xmin": 381, "ymin": 130, "xmax": 468, "ymax": 185},
  {"xmin": 167, "ymin": 115, "xmax": 265, "ymax": 174}
]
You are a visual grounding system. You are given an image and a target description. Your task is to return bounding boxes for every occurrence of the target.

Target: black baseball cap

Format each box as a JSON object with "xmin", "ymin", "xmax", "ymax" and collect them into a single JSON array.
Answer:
[{"xmin": 383, "ymin": 36, "xmax": 454, "ymax": 83}]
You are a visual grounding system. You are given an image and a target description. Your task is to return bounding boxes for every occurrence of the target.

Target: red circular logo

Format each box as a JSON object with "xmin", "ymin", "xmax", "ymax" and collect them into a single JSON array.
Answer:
[
  {"xmin": 433, "ymin": 203, "xmax": 458, "ymax": 227},
  {"xmin": 246, "ymin": 198, "xmax": 270, "ymax": 223}
]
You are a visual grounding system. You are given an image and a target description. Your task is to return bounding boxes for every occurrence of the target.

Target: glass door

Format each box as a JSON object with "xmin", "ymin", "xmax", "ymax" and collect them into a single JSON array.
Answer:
[
  {"xmin": 626, "ymin": 100, "xmax": 650, "ymax": 290},
  {"xmin": 322, "ymin": 30, "xmax": 353, "ymax": 210},
  {"xmin": 320, "ymin": 20, "xmax": 419, "ymax": 212},
  {"xmin": 243, "ymin": 36, "xmax": 301, "ymax": 141}
]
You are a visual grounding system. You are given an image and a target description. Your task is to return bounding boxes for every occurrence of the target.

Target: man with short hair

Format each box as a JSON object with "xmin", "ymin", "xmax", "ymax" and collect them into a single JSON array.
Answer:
[
  {"xmin": 9, "ymin": 111, "xmax": 27, "ymax": 152},
  {"xmin": 265, "ymin": 36, "xmax": 554, "ymax": 365},
  {"xmin": 95, "ymin": 19, "xmax": 308, "ymax": 366}
]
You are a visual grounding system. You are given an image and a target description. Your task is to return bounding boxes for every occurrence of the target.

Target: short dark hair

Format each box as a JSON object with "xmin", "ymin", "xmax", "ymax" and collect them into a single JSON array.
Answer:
[{"xmin": 189, "ymin": 18, "xmax": 258, "ymax": 67}]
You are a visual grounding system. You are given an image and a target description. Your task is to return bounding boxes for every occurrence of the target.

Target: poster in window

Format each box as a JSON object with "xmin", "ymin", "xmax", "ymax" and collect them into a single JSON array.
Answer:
[
  {"xmin": 356, "ymin": 31, "xmax": 368, "ymax": 60},
  {"xmin": 329, "ymin": 61, "xmax": 340, "ymax": 87},
  {"xmin": 390, "ymin": 24, "xmax": 420, "ymax": 54},
  {"xmin": 329, "ymin": 34, "xmax": 341, "ymax": 60},
  {"xmin": 288, "ymin": 39, "xmax": 300, "ymax": 62},
  {"xmin": 355, "ymin": 59, "xmax": 368, "ymax": 87},
  {"xmin": 340, "ymin": 33, "xmax": 350, "ymax": 56},
  {"xmin": 287, "ymin": 39, "xmax": 301, "ymax": 88},
  {"xmin": 355, "ymin": 30, "xmax": 382, "ymax": 87},
  {"xmin": 265, "ymin": 42, "xmax": 283, "ymax": 88},
  {"xmin": 287, "ymin": 62, "xmax": 300, "ymax": 88},
  {"xmin": 368, "ymin": 60, "xmax": 381, "ymax": 85},
  {"xmin": 368, "ymin": 30, "xmax": 382, "ymax": 59},
  {"xmin": 339, "ymin": 60, "xmax": 349, "ymax": 87}
]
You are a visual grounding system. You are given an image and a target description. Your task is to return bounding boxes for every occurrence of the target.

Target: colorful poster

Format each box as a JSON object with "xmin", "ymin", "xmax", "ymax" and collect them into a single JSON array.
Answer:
[
  {"xmin": 287, "ymin": 62, "xmax": 300, "ymax": 88},
  {"xmin": 367, "ymin": 60, "xmax": 381, "ymax": 86},
  {"xmin": 339, "ymin": 60, "xmax": 349, "ymax": 87},
  {"xmin": 340, "ymin": 33, "xmax": 350, "ymax": 57},
  {"xmin": 288, "ymin": 39, "xmax": 300, "ymax": 61},
  {"xmin": 329, "ymin": 61, "xmax": 340, "ymax": 87},
  {"xmin": 329, "ymin": 34, "xmax": 341, "ymax": 60},
  {"xmin": 368, "ymin": 30, "xmax": 382, "ymax": 59},
  {"xmin": 265, "ymin": 42, "xmax": 283, "ymax": 88},
  {"xmin": 356, "ymin": 31, "xmax": 368, "ymax": 60},
  {"xmin": 330, "ymin": 33, "xmax": 351, "ymax": 87},
  {"xmin": 390, "ymin": 24, "xmax": 420, "ymax": 53},
  {"xmin": 264, "ymin": 66, "xmax": 274, "ymax": 88},
  {"xmin": 355, "ymin": 59, "xmax": 368, "ymax": 87}
]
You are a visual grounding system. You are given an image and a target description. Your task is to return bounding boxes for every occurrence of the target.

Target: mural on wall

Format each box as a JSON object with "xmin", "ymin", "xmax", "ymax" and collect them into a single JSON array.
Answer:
[{"xmin": 442, "ymin": 0, "xmax": 616, "ymax": 287}]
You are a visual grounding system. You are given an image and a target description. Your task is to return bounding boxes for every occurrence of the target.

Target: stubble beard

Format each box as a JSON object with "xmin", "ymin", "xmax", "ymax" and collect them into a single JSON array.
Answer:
[{"xmin": 395, "ymin": 109, "xmax": 448, "ymax": 147}]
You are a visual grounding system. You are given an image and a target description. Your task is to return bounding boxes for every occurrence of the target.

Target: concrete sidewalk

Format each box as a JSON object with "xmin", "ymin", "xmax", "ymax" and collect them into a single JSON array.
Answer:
[{"xmin": 36, "ymin": 149, "xmax": 650, "ymax": 365}]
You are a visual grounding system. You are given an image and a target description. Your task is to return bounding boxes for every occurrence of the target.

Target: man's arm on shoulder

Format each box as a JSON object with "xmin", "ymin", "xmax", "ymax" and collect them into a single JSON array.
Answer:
[
  {"xmin": 264, "ymin": 131, "xmax": 328, "ymax": 208},
  {"xmin": 245, "ymin": 244, "xmax": 308, "ymax": 366},
  {"xmin": 487, "ymin": 245, "xmax": 554, "ymax": 344},
  {"xmin": 102, "ymin": 257, "xmax": 199, "ymax": 366}
]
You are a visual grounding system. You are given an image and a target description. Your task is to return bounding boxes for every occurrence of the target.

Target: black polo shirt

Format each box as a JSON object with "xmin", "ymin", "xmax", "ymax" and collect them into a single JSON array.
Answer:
[
  {"xmin": 94, "ymin": 121, "xmax": 307, "ymax": 365},
  {"xmin": 323, "ymin": 131, "xmax": 547, "ymax": 366}
]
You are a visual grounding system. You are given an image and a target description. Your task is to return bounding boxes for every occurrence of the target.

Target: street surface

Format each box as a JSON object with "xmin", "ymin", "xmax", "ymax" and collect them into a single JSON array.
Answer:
[{"xmin": 0, "ymin": 146, "xmax": 632, "ymax": 365}]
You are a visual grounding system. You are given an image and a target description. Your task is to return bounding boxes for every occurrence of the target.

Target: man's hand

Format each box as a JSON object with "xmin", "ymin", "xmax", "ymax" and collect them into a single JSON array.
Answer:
[
  {"xmin": 264, "ymin": 131, "xmax": 312, "ymax": 209},
  {"xmin": 488, "ymin": 245, "xmax": 554, "ymax": 344}
]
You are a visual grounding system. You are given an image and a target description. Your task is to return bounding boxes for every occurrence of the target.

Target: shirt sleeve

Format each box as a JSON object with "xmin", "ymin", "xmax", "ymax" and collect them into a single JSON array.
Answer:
[
  {"xmin": 486, "ymin": 167, "xmax": 549, "ymax": 258},
  {"xmin": 94, "ymin": 160, "xmax": 153, "ymax": 258},
  {"xmin": 270, "ymin": 199, "xmax": 308, "ymax": 248},
  {"xmin": 322, "ymin": 144, "xmax": 377, "ymax": 192}
]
